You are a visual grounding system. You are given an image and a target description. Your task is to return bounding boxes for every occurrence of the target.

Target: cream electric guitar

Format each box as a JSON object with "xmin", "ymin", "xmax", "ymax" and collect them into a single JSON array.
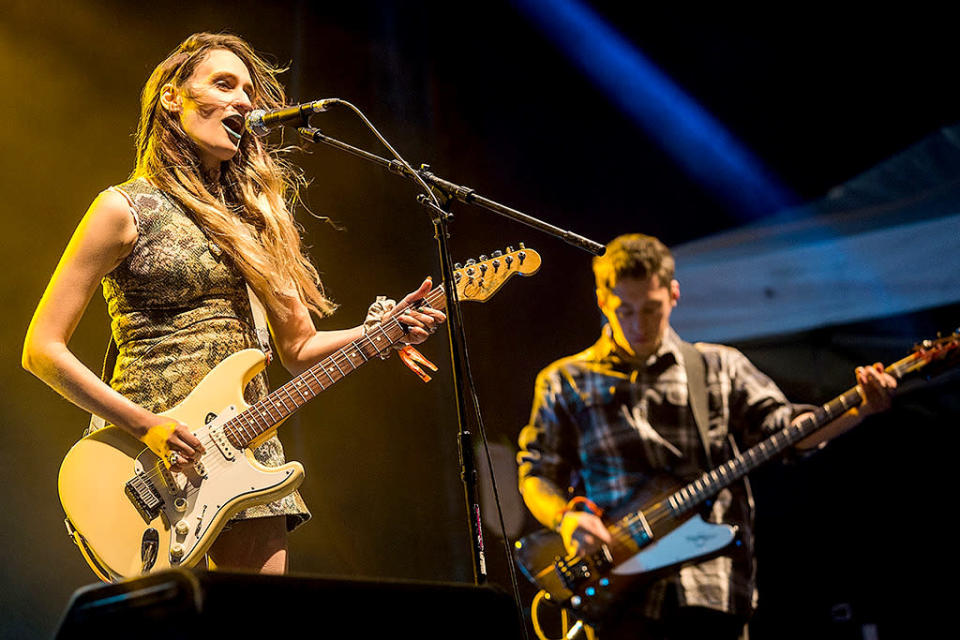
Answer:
[
  {"xmin": 60, "ymin": 246, "xmax": 541, "ymax": 582},
  {"xmin": 514, "ymin": 330, "xmax": 960, "ymax": 623}
]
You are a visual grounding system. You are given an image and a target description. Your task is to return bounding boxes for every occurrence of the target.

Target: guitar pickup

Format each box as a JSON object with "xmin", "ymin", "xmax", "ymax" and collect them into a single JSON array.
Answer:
[
  {"xmin": 209, "ymin": 425, "xmax": 236, "ymax": 461},
  {"xmin": 125, "ymin": 473, "xmax": 164, "ymax": 523}
]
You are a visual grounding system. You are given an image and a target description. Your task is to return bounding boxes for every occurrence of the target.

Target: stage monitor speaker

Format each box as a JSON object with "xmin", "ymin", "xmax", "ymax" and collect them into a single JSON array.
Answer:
[{"xmin": 56, "ymin": 569, "xmax": 524, "ymax": 639}]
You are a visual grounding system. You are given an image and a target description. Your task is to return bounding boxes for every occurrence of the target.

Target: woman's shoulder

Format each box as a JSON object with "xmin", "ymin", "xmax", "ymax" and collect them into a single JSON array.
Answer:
[
  {"xmin": 104, "ymin": 177, "xmax": 178, "ymax": 234},
  {"xmin": 109, "ymin": 176, "xmax": 164, "ymax": 206}
]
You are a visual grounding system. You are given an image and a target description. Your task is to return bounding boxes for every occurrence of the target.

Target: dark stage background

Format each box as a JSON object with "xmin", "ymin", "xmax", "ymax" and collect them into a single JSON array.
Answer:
[{"xmin": 2, "ymin": 3, "xmax": 958, "ymax": 637}]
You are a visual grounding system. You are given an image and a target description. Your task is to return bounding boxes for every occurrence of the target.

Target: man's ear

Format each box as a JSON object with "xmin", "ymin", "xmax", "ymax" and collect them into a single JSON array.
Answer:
[
  {"xmin": 596, "ymin": 287, "xmax": 607, "ymax": 311},
  {"xmin": 159, "ymin": 83, "xmax": 182, "ymax": 113},
  {"xmin": 670, "ymin": 279, "xmax": 680, "ymax": 307}
]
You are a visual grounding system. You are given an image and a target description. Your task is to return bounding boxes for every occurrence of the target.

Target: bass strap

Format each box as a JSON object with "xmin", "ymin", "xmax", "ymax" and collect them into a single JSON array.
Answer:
[{"xmin": 679, "ymin": 340, "xmax": 713, "ymax": 469}]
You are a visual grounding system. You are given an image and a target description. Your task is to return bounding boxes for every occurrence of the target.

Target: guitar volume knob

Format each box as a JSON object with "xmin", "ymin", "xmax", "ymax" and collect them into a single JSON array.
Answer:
[{"xmin": 175, "ymin": 520, "xmax": 190, "ymax": 536}]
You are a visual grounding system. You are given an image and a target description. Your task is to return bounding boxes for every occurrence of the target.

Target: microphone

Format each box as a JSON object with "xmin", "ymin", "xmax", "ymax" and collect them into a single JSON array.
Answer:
[{"xmin": 245, "ymin": 99, "xmax": 336, "ymax": 137}]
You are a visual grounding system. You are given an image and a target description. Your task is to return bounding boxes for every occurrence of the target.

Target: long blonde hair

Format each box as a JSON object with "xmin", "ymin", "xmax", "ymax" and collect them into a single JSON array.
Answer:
[{"xmin": 134, "ymin": 32, "xmax": 335, "ymax": 319}]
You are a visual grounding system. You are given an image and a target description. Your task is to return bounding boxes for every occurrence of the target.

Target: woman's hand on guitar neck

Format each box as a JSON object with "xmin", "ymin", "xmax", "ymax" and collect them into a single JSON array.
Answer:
[
  {"xmin": 560, "ymin": 511, "xmax": 613, "ymax": 558},
  {"xmin": 138, "ymin": 415, "xmax": 205, "ymax": 472},
  {"xmin": 384, "ymin": 277, "xmax": 446, "ymax": 345}
]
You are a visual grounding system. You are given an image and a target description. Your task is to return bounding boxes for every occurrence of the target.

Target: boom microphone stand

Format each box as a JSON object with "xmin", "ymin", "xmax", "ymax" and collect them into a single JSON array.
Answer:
[{"xmin": 294, "ymin": 102, "xmax": 603, "ymax": 591}]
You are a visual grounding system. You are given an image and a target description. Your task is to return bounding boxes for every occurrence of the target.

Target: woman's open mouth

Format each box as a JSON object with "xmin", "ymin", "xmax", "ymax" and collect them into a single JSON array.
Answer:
[{"xmin": 222, "ymin": 115, "xmax": 244, "ymax": 142}]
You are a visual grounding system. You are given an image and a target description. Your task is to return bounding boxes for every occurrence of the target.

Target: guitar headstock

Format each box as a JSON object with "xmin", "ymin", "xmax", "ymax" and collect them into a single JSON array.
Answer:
[
  {"xmin": 901, "ymin": 329, "xmax": 960, "ymax": 377},
  {"xmin": 454, "ymin": 244, "xmax": 542, "ymax": 303}
]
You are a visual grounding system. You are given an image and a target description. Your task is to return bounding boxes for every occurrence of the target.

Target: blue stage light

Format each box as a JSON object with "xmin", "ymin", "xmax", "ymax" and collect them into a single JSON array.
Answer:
[{"xmin": 513, "ymin": 0, "xmax": 797, "ymax": 218}]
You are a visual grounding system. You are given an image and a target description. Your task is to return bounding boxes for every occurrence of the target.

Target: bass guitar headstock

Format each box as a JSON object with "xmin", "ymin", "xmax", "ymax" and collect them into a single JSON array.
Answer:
[
  {"xmin": 454, "ymin": 244, "xmax": 541, "ymax": 303},
  {"xmin": 902, "ymin": 328, "xmax": 960, "ymax": 378}
]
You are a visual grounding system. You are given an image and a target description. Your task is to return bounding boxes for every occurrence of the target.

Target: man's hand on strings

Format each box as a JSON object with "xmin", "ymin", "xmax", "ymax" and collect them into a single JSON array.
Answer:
[
  {"xmin": 560, "ymin": 511, "xmax": 613, "ymax": 559},
  {"xmin": 855, "ymin": 362, "xmax": 897, "ymax": 419}
]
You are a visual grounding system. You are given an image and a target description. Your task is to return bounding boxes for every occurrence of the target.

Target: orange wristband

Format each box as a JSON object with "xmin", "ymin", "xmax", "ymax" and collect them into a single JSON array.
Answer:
[{"xmin": 553, "ymin": 496, "xmax": 604, "ymax": 531}]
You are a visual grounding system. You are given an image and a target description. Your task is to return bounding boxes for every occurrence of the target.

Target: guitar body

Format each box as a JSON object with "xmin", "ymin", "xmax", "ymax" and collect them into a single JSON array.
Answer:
[
  {"xmin": 58, "ymin": 349, "xmax": 304, "ymax": 581},
  {"xmin": 514, "ymin": 481, "xmax": 738, "ymax": 623}
]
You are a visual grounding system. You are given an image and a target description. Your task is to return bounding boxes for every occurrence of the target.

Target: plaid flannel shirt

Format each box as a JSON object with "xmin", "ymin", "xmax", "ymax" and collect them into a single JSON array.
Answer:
[{"xmin": 517, "ymin": 326, "xmax": 803, "ymax": 619}]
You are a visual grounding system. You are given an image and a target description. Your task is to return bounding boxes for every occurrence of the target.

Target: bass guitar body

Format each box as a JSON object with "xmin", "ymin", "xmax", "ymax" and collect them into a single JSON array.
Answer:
[
  {"xmin": 514, "ymin": 480, "xmax": 738, "ymax": 623},
  {"xmin": 58, "ymin": 349, "xmax": 304, "ymax": 581}
]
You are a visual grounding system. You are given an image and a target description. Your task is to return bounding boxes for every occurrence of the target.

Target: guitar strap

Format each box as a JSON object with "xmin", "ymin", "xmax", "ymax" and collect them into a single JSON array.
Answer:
[
  {"xmin": 679, "ymin": 340, "xmax": 713, "ymax": 469},
  {"xmin": 245, "ymin": 282, "xmax": 273, "ymax": 363}
]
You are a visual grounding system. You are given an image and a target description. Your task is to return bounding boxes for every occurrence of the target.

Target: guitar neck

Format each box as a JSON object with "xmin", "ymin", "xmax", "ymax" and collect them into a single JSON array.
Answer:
[
  {"xmin": 222, "ymin": 285, "xmax": 448, "ymax": 450},
  {"xmin": 611, "ymin": 350, "xmax": 925, "ymax": 543}
]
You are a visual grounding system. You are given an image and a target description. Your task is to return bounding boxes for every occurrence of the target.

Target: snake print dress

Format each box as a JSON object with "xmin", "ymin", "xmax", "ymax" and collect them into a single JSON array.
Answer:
[{"xmin": 95, "ymin": 177, "xmax": 310, "ymax": 530}]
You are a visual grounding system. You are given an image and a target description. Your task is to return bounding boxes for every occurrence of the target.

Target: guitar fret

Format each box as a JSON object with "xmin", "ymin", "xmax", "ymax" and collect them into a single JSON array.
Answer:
[
  {"xmin": 283, "ymin": 384, "xmax": 303, "ymax": 408},
  {"xmin": 223, "ymin": 421, "xmax": 243, "ymax": 448},
  {"xmin": 307, "ymin": 368, "xmax": 326, "ymax": 390},
  {"xmin": 291, "ymin": 379, "xmax": 310, "ymax": 402},
  {"xmin": 277, "ymin": 386, "xmax": 295, "ymax": 408},
  {"xmin": 253, "ymin": 403, "xmax": 277, "ymax": 433},
  {"xmin": 368, "ymin": 327, "xmax": 390, "ymax": 354},
  {"xmin": 360, "ymin": 334, "xmax": 381, "ymax": 358},
  {"xmin": 259, "ymin": 400, "xmax": 280, "ymax": 422},
  {"xmin": 237, "ymin": 416, "xmax": 257, "ymax": 441},
  {"xmin": 337, "ymin": 349, "xmax": 356, "ymax": 371}
]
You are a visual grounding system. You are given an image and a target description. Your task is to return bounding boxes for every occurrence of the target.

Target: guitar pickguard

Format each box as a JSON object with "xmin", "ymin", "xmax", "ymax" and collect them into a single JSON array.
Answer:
[{"xmin": 612, "ymin": 515, "xmax": 737, "ymax": 575}]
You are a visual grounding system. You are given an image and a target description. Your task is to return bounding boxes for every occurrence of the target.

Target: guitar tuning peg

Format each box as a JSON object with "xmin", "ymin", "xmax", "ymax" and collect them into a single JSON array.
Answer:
[
  {"xmin": 505, "ymin": 246, "xmax": 514, "ymax": 253},
  {"xmin": 454, "ymin": 263, "xmax": 463, "ymax": 270},
  {"xmin": 466, "ymin": 258, "xmax": 477, "ymax": 266},
  {"xmin": 492, "ymin": 250, "xmax": 503, "ymax": 258},
  {"xmin": 479, "ymin": 254, "xmax": 489, "ymax": 262},
  {"xmin": 519, "ymin": 242, "xmax": 526, "ymax": 249}
]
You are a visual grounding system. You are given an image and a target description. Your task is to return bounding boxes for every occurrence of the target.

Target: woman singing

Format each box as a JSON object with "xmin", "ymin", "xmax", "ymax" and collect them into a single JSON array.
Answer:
[{"xmin": 22, "ymin": 32, "xmax": 444, "ymax": 574}]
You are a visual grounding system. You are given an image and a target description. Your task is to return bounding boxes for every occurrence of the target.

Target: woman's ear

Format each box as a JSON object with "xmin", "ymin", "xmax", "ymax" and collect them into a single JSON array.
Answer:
[{"xmin": 159, "ymin": 83, "xmax": 182, "ymax": 113}]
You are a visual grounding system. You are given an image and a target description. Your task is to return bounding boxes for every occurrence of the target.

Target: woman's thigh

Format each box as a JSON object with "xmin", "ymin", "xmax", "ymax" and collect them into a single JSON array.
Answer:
[{"xmin": 206, "ymin": 516, "xmax": 288, "ymax": 574}]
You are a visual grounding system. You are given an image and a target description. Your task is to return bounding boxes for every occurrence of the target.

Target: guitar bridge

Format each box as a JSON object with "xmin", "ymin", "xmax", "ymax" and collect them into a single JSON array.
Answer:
[{"xmin": 125, "ymin": 472, "xmax": 164, "ymax": 523}]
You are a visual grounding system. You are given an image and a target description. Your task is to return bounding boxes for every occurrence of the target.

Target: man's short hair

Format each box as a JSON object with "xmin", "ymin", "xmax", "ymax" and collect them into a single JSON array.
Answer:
[{"xmin": 593, "ymin": 233, "xmax": 675, "ymax": 292}]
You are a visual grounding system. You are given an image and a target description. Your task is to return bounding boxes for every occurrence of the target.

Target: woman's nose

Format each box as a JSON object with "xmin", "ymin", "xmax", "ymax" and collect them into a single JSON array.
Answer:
[{"xmin": 234, "ymin": 91, "xmax": 253, "ymax": 113}]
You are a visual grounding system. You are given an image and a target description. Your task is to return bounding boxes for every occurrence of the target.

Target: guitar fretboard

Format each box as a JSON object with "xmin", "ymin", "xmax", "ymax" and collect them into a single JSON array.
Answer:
[{"xmin": 221, "ymin": 285, "xmax": 448, "ymax": 450}]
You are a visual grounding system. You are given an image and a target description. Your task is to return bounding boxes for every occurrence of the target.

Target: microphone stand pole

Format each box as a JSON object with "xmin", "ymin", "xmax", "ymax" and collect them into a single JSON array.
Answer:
[{"xmin": 298, "ymin": 125, "xmax": 603, "ymax": 586}]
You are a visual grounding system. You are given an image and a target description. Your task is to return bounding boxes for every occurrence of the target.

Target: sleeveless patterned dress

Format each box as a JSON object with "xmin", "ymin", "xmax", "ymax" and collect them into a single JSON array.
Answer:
[{"xmin": 96, "ymin": 177, "xmax": 310, "ymax": 530}]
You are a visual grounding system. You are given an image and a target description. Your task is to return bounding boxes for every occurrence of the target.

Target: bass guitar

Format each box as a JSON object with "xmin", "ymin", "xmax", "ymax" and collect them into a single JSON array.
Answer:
[
  {"xmin": 60, "ymin": 246, "xmax": 541, "ymax": 581},
  {"xmin": 514, "ymin": 330, "xmax": 959, "ymax": 623}
]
